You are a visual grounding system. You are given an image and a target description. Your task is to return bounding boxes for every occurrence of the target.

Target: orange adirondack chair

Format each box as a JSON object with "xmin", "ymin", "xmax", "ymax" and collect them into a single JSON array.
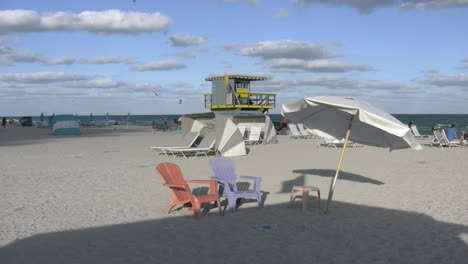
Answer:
[{"xmin": 156, "ymin": 162, "xmax": 223, "ymax": 219}]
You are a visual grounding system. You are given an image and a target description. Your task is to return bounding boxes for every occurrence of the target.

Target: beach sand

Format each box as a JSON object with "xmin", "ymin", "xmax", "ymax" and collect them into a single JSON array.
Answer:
[{"xmin": 0, "ymin": 126, "xmax": 467, "ymax": 263}]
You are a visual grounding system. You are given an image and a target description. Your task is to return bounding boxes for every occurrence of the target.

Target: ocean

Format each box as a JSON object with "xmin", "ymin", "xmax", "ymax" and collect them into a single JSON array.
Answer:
[{"xmin": 20, "ymin": 113, "xmax": 468, "ymax": 135}]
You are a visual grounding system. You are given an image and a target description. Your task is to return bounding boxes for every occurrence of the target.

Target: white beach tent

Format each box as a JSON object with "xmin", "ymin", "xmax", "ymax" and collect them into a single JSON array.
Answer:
[
  {"xmin": 181, "ymin": 112, "xmax": 277, "ymax": 157},
  {"xmin": 282, "ymin": 96, "xmax": 422, "ymax": 212}
]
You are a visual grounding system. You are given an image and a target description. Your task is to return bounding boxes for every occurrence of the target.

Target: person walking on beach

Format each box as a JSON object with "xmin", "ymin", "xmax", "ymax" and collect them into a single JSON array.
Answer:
[
  {"xmin": 408, "ymin": 121, "xmax": 414, "ymax": 135},
  {"xmin": 2, "ymin": 117, "xmax": 6, "ymax": 128}
]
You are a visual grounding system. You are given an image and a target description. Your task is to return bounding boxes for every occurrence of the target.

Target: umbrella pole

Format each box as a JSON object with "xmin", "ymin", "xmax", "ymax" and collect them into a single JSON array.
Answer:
[{"xmin": 325, "ymin": 115, "xmax": 354, "ymax": 214}]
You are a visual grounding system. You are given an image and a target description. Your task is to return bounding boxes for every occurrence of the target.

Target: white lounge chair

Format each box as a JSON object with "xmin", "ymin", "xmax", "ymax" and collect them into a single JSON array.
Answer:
[
  {"xmin": 287, "ymin": 123, "xmax": 305, "ymax": 139},
  {"xmin": 150, "ymin": 131, "xmax": 200, "ymax": 155},
  {"xmin": 318, "ymin": 138, "xmax": 357, "ymax": 148},
  {"xmin": 166, "ymin": 132, "xmax": 217, "ymax": 159},
  {"xmin": 245, "ymin": 126, "xmax": 262, "ymax": 145},
  {"xmin": 297, "ymin": 123, "xmax": 313, "ymax": 139},
  {"xmin": 440, "ymin": 129, "xmax": 464, "ymax": 148},
  {"xmin": 411, "ymin": 125, "xmax": 432, "ymax": 140},
  {"xmin": 430, "ymin": 129, "xmax": 444, "ymax": 148},
  {"xmin": 238, "ymin": 125, "xmax": 247, "ymax": 139}
]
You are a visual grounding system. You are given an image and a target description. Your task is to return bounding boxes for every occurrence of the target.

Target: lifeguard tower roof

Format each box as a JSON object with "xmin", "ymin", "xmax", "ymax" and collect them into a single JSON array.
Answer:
[
  {"xmin": 204, "ymin": 74, "xmax": 275, "ymax": 113},
  {"xmin": 205, "ymin": 75, "xmax": 267, "ymax": 81}
]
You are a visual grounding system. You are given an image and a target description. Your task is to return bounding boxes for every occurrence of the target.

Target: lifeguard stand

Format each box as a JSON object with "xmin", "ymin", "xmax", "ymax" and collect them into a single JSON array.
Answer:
[{"xmin": 204, "ymin": 74, "xmax": 276, "ymax": 113}]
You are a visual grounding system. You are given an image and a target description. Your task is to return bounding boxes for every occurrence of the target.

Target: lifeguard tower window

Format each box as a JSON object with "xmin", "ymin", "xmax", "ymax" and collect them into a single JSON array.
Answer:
[{"xmin": 235, "ymin": 82, "xmax": 249, "ymax": 90}]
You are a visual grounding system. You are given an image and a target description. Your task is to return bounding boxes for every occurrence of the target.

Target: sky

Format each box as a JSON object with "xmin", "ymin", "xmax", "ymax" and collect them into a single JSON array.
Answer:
[{"xmin": 0, "ymin": 0, "xmax": 467, "ymax": 116}]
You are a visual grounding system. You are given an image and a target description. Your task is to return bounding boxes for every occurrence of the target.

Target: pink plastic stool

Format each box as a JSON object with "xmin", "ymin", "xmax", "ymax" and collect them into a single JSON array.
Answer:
[{"xmin": 289, "ymin": 186, "xmax": 321, "ymax": 211}]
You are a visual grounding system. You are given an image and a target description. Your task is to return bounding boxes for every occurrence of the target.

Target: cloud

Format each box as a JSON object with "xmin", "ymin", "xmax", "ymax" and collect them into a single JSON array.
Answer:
[
  {"xmin": 464, "ymin": 58, "xmax": 468, "ymax": 62},
  {"xmin": 221, "ymin": 43, "xmax": 241, "ymax": 51},
  {"xmin": 237, "ymin": 40, "xmax": 341, "ymax": 60},
  {"xmin": 0, "ymin": 72, "xmax": 89, "ymax": 83},
  {"xmin": 423, "ymin": 73, "xmax": 468, "ymax": 87},
  {"xmin": 292, "ymin": 0, "xmax": 396, "ymax": 13},
  {"xmin": 77, "ymin": 56, "xmax": 133, "ymax": 64},
  {"xmin": 292, "ymin": 0, "xmax": 468, "ymax": 13},
  {"xmin": 0, "ymin": 45, "xmax": 134, "ymax": 65},
  {"xmin": 175, "ymin": 51, "xmax": 197, "ymax": 58},
  {"xmin": 332, "ymin": 41, "xmax": 344, "ymax": 47},
  {"xmin": 401, "ymin": 0, "xmax": 468, "ymax": 10},
  {"xmin": 265, "ymin": 58, "xmax": 374, "ymax": 73},
  {"xmin": 212, "ymin": 0, "xmax": 260, "ymax": 6},
  {"xmin": 274, "ymin": 8, "xmax": 289, "ymax": 17},
  {"xmin": 0, "ymin": 9, "xmax": 171, "ymax": 34},
  {"xmin": 421, "ymin": 69, "xmax": 440, "ymax": 74},
  {"xmin": 169, "ymin": 34, "xmax": 207, "ymax": 47},
  {"xmin": 129, "ymin": 60, "xmax": 186, "ymax": 71}
]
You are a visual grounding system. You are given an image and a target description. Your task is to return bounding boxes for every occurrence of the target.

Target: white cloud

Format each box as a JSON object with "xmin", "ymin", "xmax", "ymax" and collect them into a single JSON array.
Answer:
[
  {"xmin": 237, "ymin": 40, "xmax": 341, "ymax": 59},
  {"xmin": 169, "ymin": 34, "xmax": 207, "ymax": 47},
  {"xmin": 421, "ymin": 69, "xmax": 440, "ymax": 73},
  {"xmin": 292, "ymin": 0, "xmax": 396, "ymax": 13},
  {"xmin": 221, "ymin": 43, "xmax": 241, "ymax": 51},
  {"xmin": 401, "ymin": 0, "xmax": 468, "ymax": 10},
  {"xmin": 423, "ymin": 73, "xmax": 468, "ymax": 87},
  {"xmin": 274, "ymin": 8, "xmax": 289, "ymax": 17},
  {"xmin": 0, "ymin": 72, "xmax": 89, "ymax": 83},
  {"xmin": 0, "ymin": 9, "xmax": 171, "ymax": 34},
  {"xmin": 212, "ymin": 0, "xmax": 260, "ymax": 6},
  {"xmin": 464, "ymin": 58, "xmax": 468, "ymax": 62},
  {"xmin": 265, "ymin": 58, "xmax": 374, "ymax": 73},
  {"xmin": 175, "ymin": 51, "xmax": 197, "ymax": 58},
  {"xmin": 129, "ymin": 60, "xmax": 186, "ymax": 71},
  {"xmin": 292, "ymin": 0, "xmax": 468, "ymax": 13},
  {"xmin": 0, "ymin": 45, "xmax": 134, "ymax": 65},
  {"xmin": 77, "ymin": 56, "xmax": 133, "ymax": 64}
]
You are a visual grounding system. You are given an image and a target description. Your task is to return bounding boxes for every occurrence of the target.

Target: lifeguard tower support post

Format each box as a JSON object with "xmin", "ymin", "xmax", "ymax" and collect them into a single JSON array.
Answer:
[{"xmin": 204, "ymin": 74, "xmax": 276, "ymax": 114}]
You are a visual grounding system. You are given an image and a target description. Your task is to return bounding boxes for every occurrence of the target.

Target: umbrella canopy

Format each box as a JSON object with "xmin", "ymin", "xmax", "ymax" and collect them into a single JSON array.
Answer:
[
  {"xmin": 90, "ymin": 113, "xmax": 93, "ymax": 121},
  {"xmin": 40, "ymin": 112, "xmax": 44, "ymax": 122},
  {"xmin": 282, "ymin": 96, "xmax": 422, "ymax": 212}
]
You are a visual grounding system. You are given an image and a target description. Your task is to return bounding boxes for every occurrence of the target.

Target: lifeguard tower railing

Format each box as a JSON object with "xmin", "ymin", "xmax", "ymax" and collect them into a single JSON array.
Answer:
[{"xmin": 204, "ymin": 92, "xmax": 276, "ymax": 111}]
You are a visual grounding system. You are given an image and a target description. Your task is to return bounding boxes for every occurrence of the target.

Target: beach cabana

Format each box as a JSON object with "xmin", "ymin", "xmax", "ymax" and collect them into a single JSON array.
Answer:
[
  {"xmin": 51, "ymin": 114, "xmax": 80, "ymax": 136},
  {"xmin": 181, "ymin": 112, "xmax": 277, "ymax": 157}
]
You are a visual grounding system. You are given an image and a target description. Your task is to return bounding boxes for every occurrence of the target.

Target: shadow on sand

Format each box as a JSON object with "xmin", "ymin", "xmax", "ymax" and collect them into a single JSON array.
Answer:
[
  {"xmin": 280, "ymin": 169, "xmax": 384, "ymax": 193},
  {"xmin": 1, "ymin": 201, "xmax": 467, "ymax": 264}
]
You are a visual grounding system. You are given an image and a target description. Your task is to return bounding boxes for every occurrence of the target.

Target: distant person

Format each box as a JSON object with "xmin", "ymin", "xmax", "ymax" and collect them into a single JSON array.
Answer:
[
  {"xmin": 445, "ymin": 124, "xmax": 463, "ymax": 143},
  {"xmin": 2, "ymin": 117, "xmax": 6, "ymax": 128},
  {"xmin": 163, "ymin": 116, "xmax": 167, "ymax": 126},
  {"xmin": 408, "ymin": 121, "xmax": 414, "ymax": 135}
]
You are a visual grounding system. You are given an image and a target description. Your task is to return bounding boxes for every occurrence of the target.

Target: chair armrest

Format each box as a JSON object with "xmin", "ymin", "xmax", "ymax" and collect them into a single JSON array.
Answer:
[
  {"xmin": 239, "ymin": 176, "xmax": 262, "ymax": 190},
  {"xmin": 186, "ymin": 180, "xmax": 219, "ymax": 195},
  {"xmin": 163, "ymin": 183, "xmax": 188, "ymax": 190}
]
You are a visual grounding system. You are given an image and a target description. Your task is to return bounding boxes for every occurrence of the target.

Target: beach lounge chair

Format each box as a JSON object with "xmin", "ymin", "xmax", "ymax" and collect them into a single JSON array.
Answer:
[
  {"xmin": 156, "ymin": 162, "xmax": 223, "ymax": 219},
  {"xmin": 440, "ymin": 129, "xmax": 463, "ymax": 148},
  {"xmin": 411, "ymin": 125, "xmax": 432, "ymax": 140},
  {"xmin": 209, "ymin": 157, "xmax": 262, "ymax": 212},
  {"xmin": 287, "ymin": 123, "xmax": 304, "ymax": 139},
  {"xmin": 245, "ymin": 126, "xmax": 262, "ymax": 145},
  {"xmin": 318, "ymin": 138, "xmax": 357, "ymax": 148},
  {"xmin": 430, "ymin": 129, "xmax": 444, "ymax": 148},
  {"xmin": 165, "ymin": 132, "xmax": 217, "ymax": 159},
  {"xmin": 238, "ymin": 125, "xmax": 247, "ymax": 139},
  {"xmin": 150, "ymin": 131, "xmax": 200, "ymax": 156},
  {"xmin": 297, "ymin": 123, "xmax": 313, "ymax": 139}
]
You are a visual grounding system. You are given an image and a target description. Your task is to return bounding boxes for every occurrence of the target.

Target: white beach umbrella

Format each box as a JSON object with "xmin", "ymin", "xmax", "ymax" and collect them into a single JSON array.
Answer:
[{"xmin": 282, "ymin": 96, "xmax": 422, "ymax": 213}]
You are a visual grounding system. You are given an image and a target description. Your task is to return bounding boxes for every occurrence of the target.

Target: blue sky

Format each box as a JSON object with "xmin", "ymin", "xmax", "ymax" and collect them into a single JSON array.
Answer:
[{"xmin": 0, "ymin": 0, "xmax": 467, "ymax": 115}]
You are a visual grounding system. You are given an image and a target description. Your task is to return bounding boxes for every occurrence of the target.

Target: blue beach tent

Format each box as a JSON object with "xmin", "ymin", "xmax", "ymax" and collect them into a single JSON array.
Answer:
[{"xmin": 51, "ymin": 114, "xmax": 80, "ymax": 135}]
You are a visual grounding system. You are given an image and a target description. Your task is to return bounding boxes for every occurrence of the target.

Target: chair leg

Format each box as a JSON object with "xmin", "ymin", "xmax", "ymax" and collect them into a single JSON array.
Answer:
[
  {"xmin": 167, "ymin": 202, "xmax": 178, "ymax": 214},
  {"xmin": 317, "ymin": 190, "xmax": 321, "ymax": 210},
  {"xmin": 193, "ymin": 201, "xmax": 201, "ymax": 219},
  {"xmin": 216, "ymin": 199, "xmax": 223, "ymax": 216},
  {"xmin": 227, "ymin": 197, "xmax": 236, "ymax": 213},
  {"xmin": 302, "ymin": 190, "xmax": 309, "ymax": 212},
  {"xmin": 257, "ymin": 193, "xmax": 263, "ymax": 208},
  {"xmin": 289, "ymin": 189, "xmax": 296, "ymax": 207}
]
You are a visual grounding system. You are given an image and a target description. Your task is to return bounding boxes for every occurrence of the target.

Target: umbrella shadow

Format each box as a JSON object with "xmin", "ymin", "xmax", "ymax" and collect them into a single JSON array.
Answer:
[{"xmin": 279, "ymin": 169, "xmax": 384, "ymax": 193}]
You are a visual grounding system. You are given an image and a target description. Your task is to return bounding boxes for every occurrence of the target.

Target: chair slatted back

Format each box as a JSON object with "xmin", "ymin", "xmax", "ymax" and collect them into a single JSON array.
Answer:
[
  {"xmin": 287, "ymin": 123, "xmax": 301, "ymax": 136},
  {"xmin": 198, "ymin": 132, "xmax": 216, "ymax": 149},
  {"xmin": 181, "ymin": 131, "xmax": 200, "ymax": 147},
  {"xmin": 156, "ymin": 163, "xmax": 192, "ymax": 202},
  {"xmin": 248, "ymin": 126, "xmax": 262, "ymax": 141},
  {"xmin": 209, "ymin": 157, "xmax": 238, "ymax": 192},
  {"xmin": 411, "ymin": 125, "xmax": 421, "ymax": 137}
]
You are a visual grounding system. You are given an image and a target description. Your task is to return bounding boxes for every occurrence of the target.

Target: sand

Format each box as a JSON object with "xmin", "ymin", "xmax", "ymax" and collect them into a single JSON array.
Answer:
[{"xmin": 0, "ymin": 126, "xmax": 467, "ymax": 263}]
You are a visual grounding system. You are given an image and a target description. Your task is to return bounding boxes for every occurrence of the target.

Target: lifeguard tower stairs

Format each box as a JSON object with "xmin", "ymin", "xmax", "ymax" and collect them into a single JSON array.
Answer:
[{"xmin": 204, "ymin": 74, "xmax": 276, "ymax": 114}]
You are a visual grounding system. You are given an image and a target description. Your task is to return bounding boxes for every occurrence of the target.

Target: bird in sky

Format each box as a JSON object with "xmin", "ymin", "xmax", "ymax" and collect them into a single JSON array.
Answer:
[{"xmin": 153, "ymin": 91, "xmax": 160, "ymax": 96}]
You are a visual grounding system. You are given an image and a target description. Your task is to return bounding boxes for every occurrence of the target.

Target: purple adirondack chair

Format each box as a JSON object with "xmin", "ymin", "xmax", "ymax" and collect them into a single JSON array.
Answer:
[{"xmin": 209, "ymin": 157, "xmax": 262, "ymax": 212}]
